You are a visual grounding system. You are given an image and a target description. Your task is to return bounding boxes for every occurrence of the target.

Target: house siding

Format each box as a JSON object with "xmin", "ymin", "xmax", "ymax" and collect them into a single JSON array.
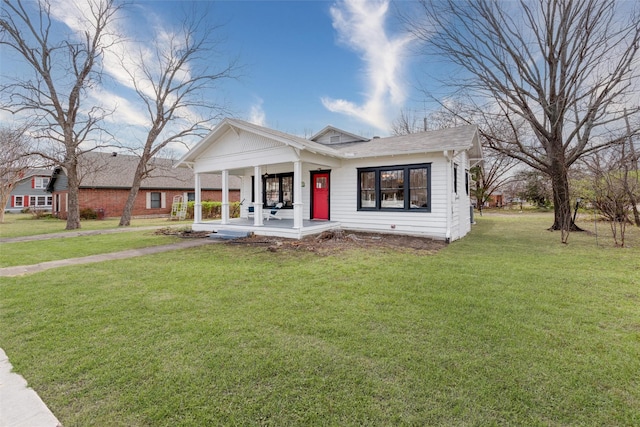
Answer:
[
  {"xmin": 194, "ymin": 130, "xmax": 301, "ymax": 174},
  {"xmin": 330, "ymin": 154, "xmax": 455, "ymax": 239},
  {"xmin": 5, "ymin": 175, "xmax": 53, "ymax": 213}
]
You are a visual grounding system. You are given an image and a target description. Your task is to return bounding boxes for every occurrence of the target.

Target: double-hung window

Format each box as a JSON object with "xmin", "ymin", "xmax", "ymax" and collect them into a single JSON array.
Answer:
[
  {"xmin": 33, "ymin": 176, "xmax": 50, "ymax": 189},
  {"xmin": 357, "ymin": 163, "xmax": 431, "ymax": 211},
  {"xmin": 29, "ymin": 195, "xmax": 52, "ymax": 207},
  {"xmin": 150, "ymin": 192, "xmax": 162, "ymax": 208}
]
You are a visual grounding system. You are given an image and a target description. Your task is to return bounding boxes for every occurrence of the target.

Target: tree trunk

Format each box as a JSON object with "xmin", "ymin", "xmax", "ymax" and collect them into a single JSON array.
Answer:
[
  {"xmin": 65, "ymin": 161, "xmax": 81, "ymax": 230},
  {"xmin": 119, "ymin": 155, "xmax": 149, "ymax": 227},
  {"xmin": 623, "ymin": 179, "xmax": 640, "ymax": 227},
  {"xmin": 548, "ymin": 161, "xmax": 581, "ymax": 232},
  {"xmin": 0, "ymin": 191, "xmax": 10, "ymax": 223}
]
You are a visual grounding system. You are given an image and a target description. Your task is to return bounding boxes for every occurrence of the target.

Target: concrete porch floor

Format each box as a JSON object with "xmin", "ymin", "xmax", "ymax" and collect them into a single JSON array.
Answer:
[{"xmin": 191, "ymin": 218, "xmax": 340, "ymax": 239}]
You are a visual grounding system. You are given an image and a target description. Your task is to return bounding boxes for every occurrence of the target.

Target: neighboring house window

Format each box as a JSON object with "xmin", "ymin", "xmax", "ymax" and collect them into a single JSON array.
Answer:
[
  {"xmin": 357, "ymin": 163, "xmax": 431, "ymax": 211},
  {"xmin": 29, "ymin": 195, "xmax": 52, "ymax": 207},
  {"xmin": 262, "ymin": 173, "xmax": 293, "ymax": 208},
  {"xmin": 146, "ymin": 192, "xmax": 166, "ymax": 209},
  {"xmin": 187, "ymin": 192, "xmax": 195, "ymax": 202},
  {"xmin": 453, "ymin": 164, "xmax": 458, "ymax": 194},
  {"xmin": 33, "ymin": 176, "xmax": 50, "ymax": 189},
  {"xmin": 150, "ymin": 192, "xmax": 162, "ymax": 208},
  {"xmin": 13, "ymin": 196, "xmax": 24, "ymax": 207}
]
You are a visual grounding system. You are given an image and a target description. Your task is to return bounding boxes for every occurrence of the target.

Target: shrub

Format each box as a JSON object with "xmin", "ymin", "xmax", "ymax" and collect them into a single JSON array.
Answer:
[
  {"xmin": 80, "ymin": 207, "xmax": 98, "ymax": 220},
  {"xmin": 185, "ymin": 201, "xmax": 242, "ymax": 219}
]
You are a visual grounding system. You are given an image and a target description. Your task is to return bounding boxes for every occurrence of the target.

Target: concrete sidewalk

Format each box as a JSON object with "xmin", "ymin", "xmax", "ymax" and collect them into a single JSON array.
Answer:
[
  {"xmin": 0, "ymin": 225, "xmax": 173, "ymax": 243},
  {"xmin": 0, "ymin": 349, "xmax": 62, "ymax": 427},
  {"xmin": 0, "ymin": 238, "xmax": 216, "ymax": 277}
]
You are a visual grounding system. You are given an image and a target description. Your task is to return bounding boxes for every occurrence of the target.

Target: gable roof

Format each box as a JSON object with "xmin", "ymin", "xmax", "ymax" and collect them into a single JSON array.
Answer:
[
  {"xmin": 177, "ymin": 118, "xmax": 482, "ymax": 166},
  {"xmin": 177, "ymin": 118, "xmax": 344, "ymax": 165},
  {"xmin": 52, "ymin": 152, "xmax": 239, "ymax": 190},
  {"xmin": 309, "ymin": 125, "xmax": 368, "ymax": 144},
  {"xmin": 16, "ymin": 168, "xmax": 52, "ymax": 181}
]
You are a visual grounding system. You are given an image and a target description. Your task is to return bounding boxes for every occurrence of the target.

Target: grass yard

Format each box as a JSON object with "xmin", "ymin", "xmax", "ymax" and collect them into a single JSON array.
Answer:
[
  {"xmin": 0, "ymin": 213, "xmax": 177, "ymax": 238},
  {"xmin": 0, "ymin": 230, "xmax": 181, "ymax": 267},
  {"xmin": 1, "ymin": 213, "xmax": 639, "ymax": 426}
]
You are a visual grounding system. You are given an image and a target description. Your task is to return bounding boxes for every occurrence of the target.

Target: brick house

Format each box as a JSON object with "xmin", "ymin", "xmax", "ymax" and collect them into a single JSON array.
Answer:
[{"xmin": 47, "ymin": 151, "xmax": 241, "ymax": 219}]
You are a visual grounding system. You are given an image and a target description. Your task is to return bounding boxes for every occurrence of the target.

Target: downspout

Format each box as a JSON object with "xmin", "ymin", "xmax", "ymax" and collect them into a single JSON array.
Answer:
[{"xmin": 444, "ymin": 150, "xmax": 452, "ymax": 243}]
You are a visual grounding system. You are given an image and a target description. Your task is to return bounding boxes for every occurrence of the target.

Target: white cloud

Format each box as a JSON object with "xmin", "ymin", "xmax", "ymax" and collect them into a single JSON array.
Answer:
[
  {"xmin": 48, "ymin": 0, "xmax": 195, "ymax": 130},
  {"xmin": 87, "ymin": 88, "xmax": 149, "ymax": 128},
  {"xmin": 249, "ymin": 98, "xmax": 266, "ymax": 126},
  {"xmin": 322, "ymin": 0, "xmax": 414, "ymax": 132}
]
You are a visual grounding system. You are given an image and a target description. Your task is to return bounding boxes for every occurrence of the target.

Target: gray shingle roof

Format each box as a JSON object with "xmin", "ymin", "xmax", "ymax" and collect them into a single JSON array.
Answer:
[
  {"xmin": 328, "ymin": 125, "xmax": 481, "ymax": 159},
  {"xmin": 178, "ymin": 118, "xmax": 481, "ymax": 166},
  {"xmin": 76, "ymin": 152, "xmax": 239, "ymax": 189}
]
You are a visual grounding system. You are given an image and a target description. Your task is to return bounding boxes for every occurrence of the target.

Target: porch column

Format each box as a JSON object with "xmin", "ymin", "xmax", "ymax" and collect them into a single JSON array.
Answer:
[
  {"xmin": 293, "ymin": 160, "xmax": 303, "ymax": 229},
  {"xmin": 253, "ymin": 166, "xmax": 264, "ymax": 226},
  {"xmin": 194, "ymin": 172, "xmax": 202, "ymax": 223},
  {"xmin": 221, "ymin": 169, "xmax": 229, "ymax": 224}
]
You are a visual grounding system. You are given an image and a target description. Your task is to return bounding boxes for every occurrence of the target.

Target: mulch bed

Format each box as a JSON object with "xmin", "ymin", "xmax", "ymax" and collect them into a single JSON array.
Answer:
[
  {"xmin": 156, "ymin": 227, "xmax": 447, "ymax": 255},
  {"xmin": 228, "ymin": 229, "xmax": 447, "ymax": 255}
]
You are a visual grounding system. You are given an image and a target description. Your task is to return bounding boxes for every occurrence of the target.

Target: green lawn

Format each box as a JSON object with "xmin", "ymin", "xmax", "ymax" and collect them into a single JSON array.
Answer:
[
  {"xmin": 0, "ymin": 230, "xmax": 181, "ymax": 267},
  {"xmin": 1, "ymin": 213, "xmax": 639, "ymax": 426},
  {"xmin": 0, "ymin": 213, "xmax": 178, "ymax": 238}
]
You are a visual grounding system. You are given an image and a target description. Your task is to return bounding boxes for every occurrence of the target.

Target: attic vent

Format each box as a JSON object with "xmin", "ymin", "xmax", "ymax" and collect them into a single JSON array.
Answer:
[{"xmin": 330, "ymin": 135, "xmax": 340, "ymax": 143}]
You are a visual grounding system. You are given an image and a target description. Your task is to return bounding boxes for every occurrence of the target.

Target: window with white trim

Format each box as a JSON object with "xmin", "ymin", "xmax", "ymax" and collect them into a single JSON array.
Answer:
[
  {"xmin": 150, "ymin": 192, "xmax": 162, "ymax": 209},
  {"xmin": 357, "ymin": 163, "xmax": 431, "ymax": 211},
  {"xmin": 33, "ymin": 177, "xmax": 50, "ymax": 189},
  {"xmin": 13, "ymin": 196, "xmax": 24, "ymax": 207},
  {"xmin": 29, "ymin": 195, "xmax": 52, "ymax": 207}
]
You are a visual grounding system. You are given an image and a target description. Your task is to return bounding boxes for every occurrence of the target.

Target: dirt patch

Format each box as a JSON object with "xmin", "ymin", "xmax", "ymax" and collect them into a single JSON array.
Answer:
[
  {"xmin": 155, "ymin": 227, "xmax": 211, "ymax": 239},
  {"xmin": 228, "ymin": 229, "xmax": 447, "ymax": 255}
]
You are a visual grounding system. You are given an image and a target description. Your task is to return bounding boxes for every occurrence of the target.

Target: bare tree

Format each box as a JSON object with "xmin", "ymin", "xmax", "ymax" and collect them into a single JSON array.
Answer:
[
  {"xmin": 406, "ymin": 0, "xmax": 640, "ymax": 239},
  {"xmin": 581, "ymin": 145, "xmax": 639, "ymax": 247},
  {"xmin": 0, "ymin": 125, "xmax": 35, "ymax": 223},
  {"xmin": 0, "ymin": 0, "xmax": 121, "ymax": 229},
  {"xmin": 471, "ymin": 150, "xmax": 518, "ymax": 214},
  {"xmin": 391, "ymin": 109, "xmax": 425, "ymax": 135},
  {"xmin": 117, "ymin": 11, "xmax": 237, "ymax": 226},
  {"xmin": 392, "ymin": 104, "xmax": 519, "ymax": 215}
]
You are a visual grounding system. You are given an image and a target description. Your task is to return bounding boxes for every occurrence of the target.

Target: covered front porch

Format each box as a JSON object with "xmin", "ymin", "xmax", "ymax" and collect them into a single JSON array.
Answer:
[
  {"xmin": 176, "ymin": 118, "xmax": 344, "ymax": 239},
  {"xmin": 192, "ymin": 218, "xmax": 340, "ymax": 239}
]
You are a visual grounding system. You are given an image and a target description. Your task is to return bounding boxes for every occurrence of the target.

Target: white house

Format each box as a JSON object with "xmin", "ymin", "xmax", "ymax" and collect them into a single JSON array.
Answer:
[{"xmin": 176, "ymin": 118, "xmax": 482, "ymax": 241}]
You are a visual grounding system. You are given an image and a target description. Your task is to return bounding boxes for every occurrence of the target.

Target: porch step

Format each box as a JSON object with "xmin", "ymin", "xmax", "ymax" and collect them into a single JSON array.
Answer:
[{"xmin": 209, "ymin": 229, "xmax": 252, "ymax": 240}]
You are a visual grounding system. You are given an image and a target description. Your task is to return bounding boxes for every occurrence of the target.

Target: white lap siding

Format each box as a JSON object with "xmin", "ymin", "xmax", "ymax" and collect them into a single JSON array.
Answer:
[{"xmin": 329, "ymin": 154, "xmax": 454, "ymax": 240}]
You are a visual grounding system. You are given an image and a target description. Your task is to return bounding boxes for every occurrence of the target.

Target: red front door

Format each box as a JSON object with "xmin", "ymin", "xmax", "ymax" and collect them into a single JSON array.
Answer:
[{"xmin": 312, "ymin": 172, "xmax": 329, "ymax": 220}]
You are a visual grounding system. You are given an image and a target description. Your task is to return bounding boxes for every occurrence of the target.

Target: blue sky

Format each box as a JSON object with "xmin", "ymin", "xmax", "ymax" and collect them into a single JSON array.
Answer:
[
  {"xmin": 1, "ymin": 0, "xmax": 435, "ymax": 151},
  {"xmin": 199, "ymin": 0, "xmax": 424, "ymax": 137}
]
